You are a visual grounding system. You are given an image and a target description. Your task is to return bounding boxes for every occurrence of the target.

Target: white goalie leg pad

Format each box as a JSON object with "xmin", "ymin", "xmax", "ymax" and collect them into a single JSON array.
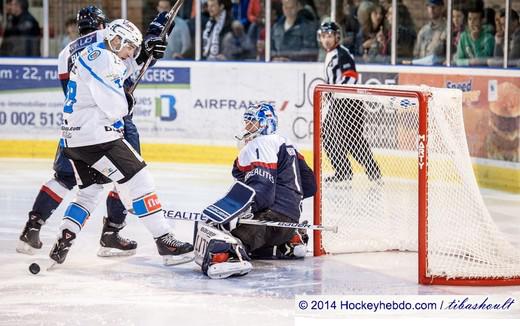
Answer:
[
  {"xmin": 123, "ymin": 169, "xmax": 171, "ymax": 238},
  {"xmin": 194, "ymin": 223, "xmax": 252, "ymax": 279}
]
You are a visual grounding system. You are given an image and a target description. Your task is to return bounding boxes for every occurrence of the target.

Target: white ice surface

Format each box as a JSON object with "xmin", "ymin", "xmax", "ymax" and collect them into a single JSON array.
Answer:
[{"xmin": 0, "ymin": 159, "xmax": 519, "ymax": 325}]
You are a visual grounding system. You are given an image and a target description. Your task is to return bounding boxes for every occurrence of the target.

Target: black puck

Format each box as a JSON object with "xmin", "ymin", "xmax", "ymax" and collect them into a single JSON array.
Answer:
[{"xmin": 29, "ymin": 262, "xmax": 40, "ymax": 275}]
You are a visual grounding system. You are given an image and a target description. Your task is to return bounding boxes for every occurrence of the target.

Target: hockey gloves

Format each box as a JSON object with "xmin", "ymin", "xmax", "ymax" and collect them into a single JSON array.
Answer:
[
  {"xmin": 135, "ymin": 35, "xmax": 168, "ymax": 64},
  {"xmin": 144, "ymin": 36, "xmax": 167, "ymax": 60},
  {"xmin": 147, "ymin": 11, "xmax": 175, "ymax": 38}
]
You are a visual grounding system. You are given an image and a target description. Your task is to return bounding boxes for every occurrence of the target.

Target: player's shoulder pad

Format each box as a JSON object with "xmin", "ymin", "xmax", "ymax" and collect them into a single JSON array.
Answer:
[
  {"xmin": 236, "ymin": 134, "xmax": 286, "ymax": 171},
  {"xmin": 77, "ymin": 43, "xmax": 126, "ymax": 89},
  {"xmin": 69, "ymin": 30, "xmax": 103, "ymax": 55}
]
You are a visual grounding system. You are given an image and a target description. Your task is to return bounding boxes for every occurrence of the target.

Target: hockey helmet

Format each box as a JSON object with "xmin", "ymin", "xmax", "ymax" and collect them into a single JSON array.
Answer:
[
  {"xmin": 104, "ymin": 19, "xmax": 143, "ymax": 53},
  {"xmin": 241, "ymin": 103, "xmax": 278, "ymax": 141},
  {"xmin": 77, "ymin": 6, "xmax": 108, "ymax": 36},
  {"xmin": 318, "ymin": 21, "xmax": 340, "ymax": 35}
]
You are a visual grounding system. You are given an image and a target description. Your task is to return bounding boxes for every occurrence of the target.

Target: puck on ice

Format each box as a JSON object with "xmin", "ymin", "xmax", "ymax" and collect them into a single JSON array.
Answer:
[{"xmin": 29, "ymin": 263, "xmax": 40, "ymax": 274}]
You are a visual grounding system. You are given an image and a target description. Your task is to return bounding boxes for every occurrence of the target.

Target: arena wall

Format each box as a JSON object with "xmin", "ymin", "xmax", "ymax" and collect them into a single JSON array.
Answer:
[{"xmin": 0, "ymin": 58, "xmax": 518, "ymax": 192}]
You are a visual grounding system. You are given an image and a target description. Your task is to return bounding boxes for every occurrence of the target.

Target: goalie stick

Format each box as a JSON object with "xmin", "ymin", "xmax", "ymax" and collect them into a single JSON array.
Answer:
[
  {"xmin": 128, "ymin": 0, "xmax": 184, "ymax": 93},
  {"xmin": 162, "ymin": 209, "xmax": 339, "ymax": 233}
]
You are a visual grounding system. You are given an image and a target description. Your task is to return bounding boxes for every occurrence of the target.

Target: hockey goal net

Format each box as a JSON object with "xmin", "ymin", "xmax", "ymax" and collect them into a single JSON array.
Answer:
[{"xmin": 313, "ymin": 84, "xmax": 520, "ymax": 285}]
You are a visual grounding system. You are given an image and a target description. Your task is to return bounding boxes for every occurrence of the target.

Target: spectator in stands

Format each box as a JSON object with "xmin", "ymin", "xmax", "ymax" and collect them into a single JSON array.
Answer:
[
  {"xmin": 299, "ymin": 0, "xmax": 319, "ymax": 22},
  {"xmin": 451, "ymin": 3, "xmax": 466, "ymax": 54},
  {"xmin": 157, "ymin": 0, "xmax": 193, "ymax": 59},
  {"xmin": 232, "ymin": 0, "xmax": 251, "ymax": 29},
  {"xmin": 483, "ymin": 7, "xmax": 496, "ymax": 35},
  {"xmin": 338, "ymin": 0, "xmax": 360, "ymax": 55},
  {"xmin": 202, "ymin": 0, "xmax": 233, "ymax": 60},
  {"xmin": 271, "ymin": 0, "xmax": 319, "ymax": 61},
  {"xmin": 189, "ymin": 0, "xmax": 210, "ymax": 50},
  {"xmin": 60, "ymin": 18, "xmax": 78, "ymax": 49},
  {"xmin": 491, "ymin": 9, "xmax": 520, "ymax": 67},
  {"xmin": 355, "ymin": 1, "xmax": 387, "ymax": 62},
  {"xmin": 222, "ymin": 20, "xmax": 255, "ymax": 60},
  {"xmin": 250, "ymin": 0, "xmax": 283, "ymax": 60},
  {"xmin": 413, "ymin": 0, "xmax": 446, "ymax": 65},
  {"xmin": 454, "ymin": 1, "xmax": 494, "ymax": 66},
  {"xmin": 0, "ymin": 0, "xmax": 40, "ymax": 57},
  {"xmin": 247, "ymin": 0, "xmax": 261, "ymax": 26},
  {"xmin": 379, "ymin": 1, "xmax": 416, "ymax": 62}
]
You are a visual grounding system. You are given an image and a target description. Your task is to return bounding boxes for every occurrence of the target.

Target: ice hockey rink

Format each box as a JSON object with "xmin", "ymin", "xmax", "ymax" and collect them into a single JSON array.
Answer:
[{"xmin": 0, "ymin": 158, "xmax": 519, "ymax": 325}]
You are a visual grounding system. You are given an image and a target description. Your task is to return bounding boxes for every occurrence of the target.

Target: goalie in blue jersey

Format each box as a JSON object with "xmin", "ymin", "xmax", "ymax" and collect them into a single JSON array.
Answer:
[{"xmin": 195, "ymin": 103, "xmax": 316, "ymax": 279}]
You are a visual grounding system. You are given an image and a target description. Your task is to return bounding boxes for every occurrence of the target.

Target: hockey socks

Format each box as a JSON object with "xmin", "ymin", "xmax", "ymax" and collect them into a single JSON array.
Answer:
[{"xmin": 32, "ymin": 179, "xmax": 69, "ymax": 221}]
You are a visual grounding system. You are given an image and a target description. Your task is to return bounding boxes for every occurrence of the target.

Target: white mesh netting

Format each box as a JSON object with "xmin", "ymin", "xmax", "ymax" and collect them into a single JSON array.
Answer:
[{"xmin": 317, "ymin": 85, "xmax": 520, "ymax": 280}]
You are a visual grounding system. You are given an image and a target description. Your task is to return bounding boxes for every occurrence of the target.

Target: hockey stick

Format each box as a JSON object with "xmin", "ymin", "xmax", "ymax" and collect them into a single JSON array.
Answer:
[
  {"xmin": 128, "ymin": 0, "xmax": 184, "ymax": 94},
  {"xmin": 162, "ymin": 209, "xmax": 339, "ymax": 233}
]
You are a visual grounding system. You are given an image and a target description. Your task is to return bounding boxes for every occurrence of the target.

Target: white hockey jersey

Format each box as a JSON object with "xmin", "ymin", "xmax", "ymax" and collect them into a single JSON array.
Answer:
[
  {"xmin": 60, "ymin": 41, "xmax": 139, "ymax": 148},
  {"xmin": 57, "ymin": 30, "xmax": 104, "ymax": 82}
]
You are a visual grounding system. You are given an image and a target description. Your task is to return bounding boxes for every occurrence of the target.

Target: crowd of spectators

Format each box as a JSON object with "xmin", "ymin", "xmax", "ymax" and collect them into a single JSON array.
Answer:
[{"xmin": 1, "ymin": 0, "xmax": 519, "ymax": 67}]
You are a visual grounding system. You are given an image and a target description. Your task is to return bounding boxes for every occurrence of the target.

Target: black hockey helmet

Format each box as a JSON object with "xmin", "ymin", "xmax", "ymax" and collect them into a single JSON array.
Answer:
[
  {"xmin": 318, "ymin": 21, "xmax": 340, "ymax": 35},
  {"xmin": 77, "ymin": 6, "xmax": 108, "ymax": 36}
]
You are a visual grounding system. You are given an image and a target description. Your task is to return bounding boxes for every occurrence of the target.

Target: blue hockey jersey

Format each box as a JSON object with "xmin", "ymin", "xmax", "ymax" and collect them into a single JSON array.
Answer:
[{"xmin": 232, "ymin": 134, "xmax": 316, "ymax": 222}]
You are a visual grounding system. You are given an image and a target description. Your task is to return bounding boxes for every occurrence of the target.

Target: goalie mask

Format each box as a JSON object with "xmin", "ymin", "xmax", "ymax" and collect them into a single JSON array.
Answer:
[
  {"xmin": 237, "ymin": 103, "xmax": 278, "ymax": 142},
  {"xmin": 104, "ymin": 19, "xmax": 143, "ymax": 54}
]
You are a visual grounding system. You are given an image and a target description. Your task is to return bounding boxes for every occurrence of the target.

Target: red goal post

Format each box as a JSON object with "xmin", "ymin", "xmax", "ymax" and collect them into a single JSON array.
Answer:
[{"xmin": 312, "ymin": 84, "xmax": 520, "ymax": 286}]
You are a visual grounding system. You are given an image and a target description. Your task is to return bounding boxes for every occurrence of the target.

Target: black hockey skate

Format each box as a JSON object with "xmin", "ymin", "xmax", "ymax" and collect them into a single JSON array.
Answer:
[
  {"xmin": 49, "ymin": 229, "xmax": 76, "ymax": 264},
  {"xmin": 155, "ymin": 233, "xmax": 194, "ymax": 266},
  {"xmin": 16, "ymin": 212, "xmax": 44, "ymax": 255},
  {"xmin": 97, "ymin": 218, "xmax": 137, "ymax": 257}
]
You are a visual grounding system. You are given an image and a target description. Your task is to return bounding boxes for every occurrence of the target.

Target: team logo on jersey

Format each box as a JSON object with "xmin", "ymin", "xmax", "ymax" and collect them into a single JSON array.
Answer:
[{"xmin": 87, "ymin": 49, "xmax": 101, "ymax": 61}]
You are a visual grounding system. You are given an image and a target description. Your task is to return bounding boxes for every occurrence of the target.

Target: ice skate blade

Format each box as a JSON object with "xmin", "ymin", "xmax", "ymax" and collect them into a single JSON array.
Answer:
[
  {"xmin": 16, "ymin": 240, "xmax": 40, "ymax": 255},
  {"xmin": 97, "ymin": 247, "xmax": 136, "ymax": 257},
  {"xmin": 162, "ymin": 253, "xmax": 195, "ymax": 266},
  {"xmin": 207, "ymin": 261, "xmax": 252, "ymax": 279}
]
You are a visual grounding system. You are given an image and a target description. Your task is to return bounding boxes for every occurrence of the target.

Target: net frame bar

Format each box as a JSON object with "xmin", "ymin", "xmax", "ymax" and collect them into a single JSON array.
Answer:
[{"xmin": 312, "ymin": 84, "xmax": 520, "ymax": 286}]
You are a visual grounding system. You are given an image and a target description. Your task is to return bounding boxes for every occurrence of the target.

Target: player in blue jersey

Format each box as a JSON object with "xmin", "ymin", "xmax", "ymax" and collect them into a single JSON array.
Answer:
[
  {"xmin": 230, "ymin": 103, "xmax": 316, "ymax": 259},
  {"xmin": 17, "ymin": 6, "xmax": 171, "ymax": 258},
  {"xmin": 195, "ymin": 103, "xmax": 316, "ymax": 278}
]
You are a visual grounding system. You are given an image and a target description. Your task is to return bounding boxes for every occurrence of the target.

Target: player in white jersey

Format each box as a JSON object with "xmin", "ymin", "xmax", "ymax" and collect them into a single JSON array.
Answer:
[
  {"xmin": 49, "ymin": 19, "xmax": 194, "ymax": 266},
  {"xmin": 195, "ymin": 103, "xmax": 316, "ymax": 278},
  {"xmin": 318, "ymin": 21, "xmax": 382, "ymax": 183},
  {"xmin": 17, "ymin": 6, "xmax": 142, "ymax": 257},
  {"xmin": 17, "ymin": 6, "xmax": 172, "ymax": 257}
]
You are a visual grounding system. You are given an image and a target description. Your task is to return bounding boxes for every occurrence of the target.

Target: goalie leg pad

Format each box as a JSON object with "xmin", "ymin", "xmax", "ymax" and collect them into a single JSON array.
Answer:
[
  {"xmin": 195, "ymin": 224, "xmax": 252, "ymax": 279},
  {"xmin": 203, "ymin": 239, "xmax": 252, "ymax": 279},
  {"xmin": 203, "ymin": 181, "xmax": 255, "ymax": 225}
]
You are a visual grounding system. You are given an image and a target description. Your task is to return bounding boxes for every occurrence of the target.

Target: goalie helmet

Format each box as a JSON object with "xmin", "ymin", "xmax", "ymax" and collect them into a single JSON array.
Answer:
[
  {"xmin": 77, "ymin": 6, "xmax": 108, "ymax": 36},
  {"xmin": 240, "ymin": 103, "xmax": 278, "ymax": 142},
  {"xmin": 104, "ymin": 19, "xmax": 143, "ymax": 53}
]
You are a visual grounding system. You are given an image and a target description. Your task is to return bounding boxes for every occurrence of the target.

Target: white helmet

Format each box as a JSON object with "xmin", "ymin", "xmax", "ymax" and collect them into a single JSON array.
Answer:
[{"xmin": 104, "ymin": 19, "xmax": 143, "ymax": 52}]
